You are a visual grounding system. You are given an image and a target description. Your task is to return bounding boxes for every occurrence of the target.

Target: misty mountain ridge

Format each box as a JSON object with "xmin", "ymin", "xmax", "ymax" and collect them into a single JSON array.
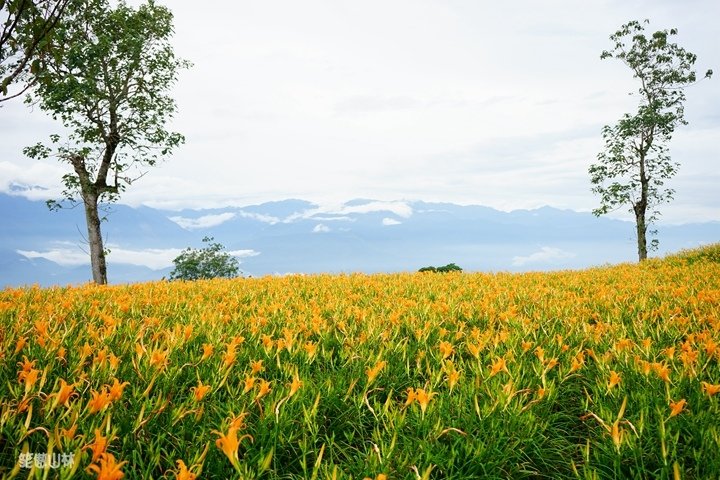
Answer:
[{"xmin": 1, "ymin": 192, "xmax": 718, "ymax": 287}]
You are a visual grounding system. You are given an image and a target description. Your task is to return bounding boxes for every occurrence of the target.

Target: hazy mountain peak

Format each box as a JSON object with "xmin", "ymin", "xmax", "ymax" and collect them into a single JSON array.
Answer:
[{"xmin": 1, "ymin": 193, "xmax": 718, "ymax": 287}]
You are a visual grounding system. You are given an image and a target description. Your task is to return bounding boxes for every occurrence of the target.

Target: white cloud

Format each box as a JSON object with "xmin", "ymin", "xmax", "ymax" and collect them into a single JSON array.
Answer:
[
  {"xmin": 313, "ymin": 224, "xmax": 330, "ymax": 233},
  {"xmin": 17, "ymin": 245, "xmax": 260, "ymax": 270},
  {"xmin": 512, "ymin": 247, "xmax": 576, "ymax": 267},
  {"xmin": 108, "ymin": 247, "xmax": 185, "ymax": 269},
  {"xmin": 0, "ymin": 161, "xmax": 66, "ymax": 200},
  {"xmin": 307, "ymin": 215, "xmax": 355, "ymax": 222},
  {"xmin": 382, "ymin": 217, "xmax": 401, "ymax": 226},
  {"xmin": 17, "ymin": 248, "xmax": 88, "ymax": 266},
  {"xmin": 169, "ymin": 212, "xmax": 236, "ymax": 230},
  {"xmin": 310, "ymin": 200, "xmax": 413, "ymax": 218},
  {"xmin": 0, "ymin": 1, "xmax": 717, "ymax": 223},
  {"xmin": 285, "ymin": 201, "xmax": 414, "ymax": 222},
  {"xmin": 227, "ymin": 249, "xmax": 261, "ymax": 259},
  {"xmin": 17, "ymin": 246, "xmax": 183, "ymax": 270},
  {"xmin": 237, "ymin": 211, "xmax": 281, "ymax": 224},
  {"xmin": 340, "ymin": 201, "xmax": 413, "ymax": 218}
]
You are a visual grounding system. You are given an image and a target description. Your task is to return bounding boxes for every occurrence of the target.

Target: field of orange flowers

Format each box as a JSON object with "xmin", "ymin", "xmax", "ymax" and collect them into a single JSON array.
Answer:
[{"xmin": 1, "ymin": 245, "xmax": 719, "ymax": 479}]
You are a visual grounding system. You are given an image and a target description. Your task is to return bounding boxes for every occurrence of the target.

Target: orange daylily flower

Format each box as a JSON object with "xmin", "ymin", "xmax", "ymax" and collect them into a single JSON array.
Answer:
[
  {"xmin": 704, "ymin": 339, "xmax": 718, "ymax": 357},
  {"xmin": 653, "ymin": 363, "xmax": 671, "ymax": 383},
  {"xmin": 608, "ymin": 371, "xmax": 621, "ymax": 389},
  {"xmin": 489, "ymin": 357, "xmax": 509, "ymax": 378},
  {"xmin": 404, "ymin": 387, "xmax": 435, "ymax": 414},
  {"xmin": 149, "ymin": 349, "xmax": 170, "ymax": 371},
  {"xmin": 446, "ymin": 369, "xmax": 460, "ymax": 390},
  {"xmin": 175, "ymin": 460, "xmax": 197, "ymax": 480},
  {"xmin": 213, "ymin": 413, "xmax": 252, "ymax": 468},
  {"xmin": 702, "ymin": 382, "xmax": 720, "ymax": 396},
  {"xmin": 415, "ymin": 388, "xmax": 436, "ymax": 414},
  {"xmin": 569, "ymin": 352, "xmax": 585, "ymax": 373},
  {"xmin": 405, "ymin": 387, "xmax": 417, "ymax": 407},
  {"xmin": 261, "ymin": 334, "xmax": 274, "ymax": 350},
  {"xmin": 680, "ymin": 349, "xmax": 699, "ymax": 368},
  {"xmin": 88, "ymin": 389, "xmax": 112, "ymax": 414},
  {"xmin": 669, "ymin": 399, "xmax": 687, "ymax": 418},
  {"xmin": 366, "ymin": 360, "xmax": 386, "ymax": 384},
  {"xmin": 635, "ymin": 357, "xmax": 651, "ymax": 376},
  {"xmin": 14, "ymin": 336, "xmax": 28, "ymax": 354},
  {"xmin": 288, "ymin": 375, "xmax": 302, "ymax": 397},
  {"xmin": 615, "ymin": 338, "xmax": 633, "ymax": 351},
  {"xmin": 183, "ymin": 325, "xmax": 194, "ymax": 342},
  {"xmin": 86, "ymin": 452, "xmax": 126, "ymax": 480},
  {"xmin": 18, "ymin": 368, "xmax": 40, "ymax": 391},
  {"xmin": 17, "ymin": 356, "xmax": 36, "ymax": 373},
  {"xmin": 85, "ymin": 428, "xmax": 109, "ymax": 462},
  {"xmin": 222, "ymin": 346, "xmax": 237, "ymax": 369},
  {"xmin": 256, "ymin": 379, "xmax": 272, "ymax": 400},
  {"xmin": 61, "ymin": 424, "xmax": 78, "ymax": 442},
  {"xmin": 191, "ymin": 381, "xmax": 211, "ymax": 402},
  {"xmin": 201, "ymin": 343, "xmax": 214, "ymax": 361},
  {"xmin": 80, "ymin": 342, "xmax": 94, "ymax": 358},
  {"xmin": 108, "ymin": 378, "xmax": 129, "ymax": 402},
  {"xmin": 108, "ymin": 353, "xmax": 120, "ymax": 370},
  {"xmin": 250, "ymin": 359, "xmax": 264, "ymax": 374},
  {"xmin": 55, "ymin": 379, "xmax": 76, "ymax": 406},
  {"xmin": 243, "ymin": 376, "xmax": 256, "ymax": 394},
  {"xmin": 467, "ymin": 342, "xmax": 482, "ymax": 358},
  {"xmin": 439, "ymin": 341, "xmax": 454, "ymax": 359},
  {"xmin": 303, "ymin": 341, "xmax": 318, "ymax": 358},
  {"xmin": 95, "ymin": 348, "xmax": 108, "ymax": 365}
]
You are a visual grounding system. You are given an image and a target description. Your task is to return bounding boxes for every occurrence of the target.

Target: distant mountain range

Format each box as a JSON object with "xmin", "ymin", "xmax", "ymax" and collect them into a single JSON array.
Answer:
[{"xmin": 1, "ymin": 192, "xmax": 718, "ymax": 287}]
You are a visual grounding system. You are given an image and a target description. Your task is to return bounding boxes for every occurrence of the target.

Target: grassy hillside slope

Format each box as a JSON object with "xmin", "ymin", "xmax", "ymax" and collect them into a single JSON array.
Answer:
[{"xmin": 1, "ymin": 244, "xmax": 719, "ymax": 479}]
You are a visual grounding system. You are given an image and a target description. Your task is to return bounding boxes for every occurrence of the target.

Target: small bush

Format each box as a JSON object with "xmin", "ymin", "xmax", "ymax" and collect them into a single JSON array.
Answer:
[
  {"xmin": 418, "ymin": 263, "xmax": 462, "ymax": 273},
  {"xmin": 169, "ymin": 236, "xmax": 240, "ymax": 281}
]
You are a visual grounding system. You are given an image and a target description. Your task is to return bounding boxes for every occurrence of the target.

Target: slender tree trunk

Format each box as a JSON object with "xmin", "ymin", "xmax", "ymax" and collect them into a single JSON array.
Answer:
[
  {"xmin": 70, "ymin": 152, "xmax": 112, "ymax": 285},
  {"xmin": 635, "ymin": 154, "xmax": 649, "ymax": 262},
  {"xmin": 82, "ymin": 191, "xmax": 108, "ymax": 284},
  {"xmin": 634, "ymin": 206, "xmax": 648, "ymax": 261}
]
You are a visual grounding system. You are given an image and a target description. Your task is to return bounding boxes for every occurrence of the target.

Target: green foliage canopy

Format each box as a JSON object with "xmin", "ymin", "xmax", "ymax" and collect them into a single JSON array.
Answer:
[
  {"xmin": 24, "ymin": 0, "xmax": 190, "ymax": 207},
  {"xmin": 22, "ymin": 0, "xmax": 189, "ymax": 284},
  {"xmin": 169, "ymin": 237, "xmax": 241, "ymax": 281},
  {"xmin": 0, "ymin": 0, "xmax": 73, "ymax": 101},
  {"xmin": 589, "ymin": 19, "xmax": 712, "ymax": 260},
  {"xmin": 418, "ymin": 263, "xmax": 463, "ymax": 273}
]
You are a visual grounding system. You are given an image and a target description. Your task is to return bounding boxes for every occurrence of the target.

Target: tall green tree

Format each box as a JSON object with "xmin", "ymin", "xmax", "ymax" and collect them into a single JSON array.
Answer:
[
  {"xmin": 24, "ymin": 0, "xmax": 189, "ymax": 284},
  {"xmin": 1, "ymin": 0, "xmax": 74, "ymax": 102},
  {"xmin": 589, "ymin": 20, "xmax": 712, "ymax": 261}
]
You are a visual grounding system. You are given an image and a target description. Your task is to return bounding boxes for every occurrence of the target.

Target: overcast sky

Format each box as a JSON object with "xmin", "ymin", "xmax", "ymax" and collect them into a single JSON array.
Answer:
[{"xmin": 1, "ymin": 0, "xmax": 718, "ymax": 223}]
